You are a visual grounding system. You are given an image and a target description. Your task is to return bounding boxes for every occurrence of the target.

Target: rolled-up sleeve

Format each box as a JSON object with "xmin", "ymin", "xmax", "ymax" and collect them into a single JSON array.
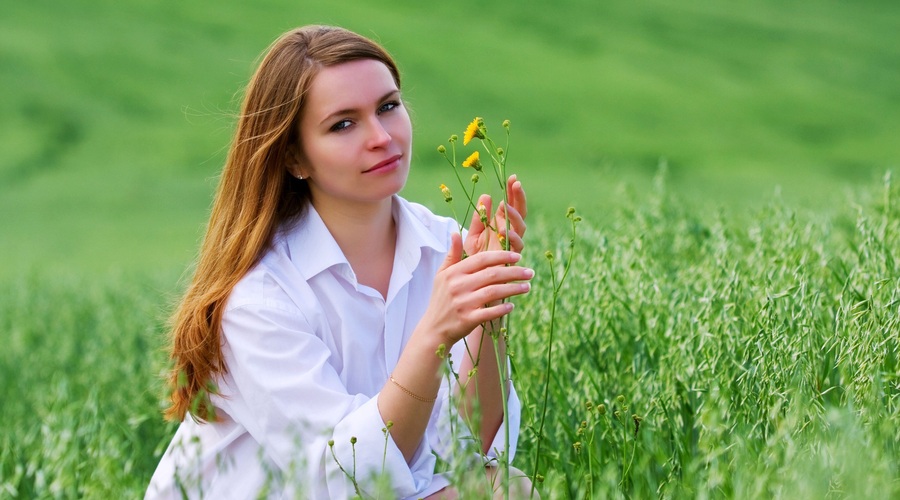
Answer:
[
  {"xmin": 219, "ymin": 301, "xmax": 435, "ymax": 498},
  {"xmin": 430, "ymin": 340, "xmax": 522, "ymax": 466}
]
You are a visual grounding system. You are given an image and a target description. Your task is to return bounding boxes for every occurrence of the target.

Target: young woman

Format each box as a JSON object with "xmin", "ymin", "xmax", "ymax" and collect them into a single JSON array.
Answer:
[{"xmin": 147, "ymin": 25, "xmax": 532, "ymax": 499}]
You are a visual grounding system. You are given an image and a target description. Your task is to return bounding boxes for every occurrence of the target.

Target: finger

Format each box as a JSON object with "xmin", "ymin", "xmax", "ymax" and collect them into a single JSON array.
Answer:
[
  {"xmin": 474, "ymin": 281, "xmax": 532, "ymax": 305},
  {"xmin": 498, "ymin": 228, "xmax": 524, "ymax": 254},
  {"xmin": 507, "ymin": 175, "xmax": 527, "ymax": 220},
  {"xmin": 454, "ymin": 249, "xmax": 522, "ymax": 274},
  {"xmin": 467, "ymin": 264, "xmax": 534, "ymax": 288},
  {"xmin": 495, "ymin": 201, "xmax": 525, "ymax": 238},
  {"xmin": 470, "ymin": 301, "xmax": 515, "ymax": 324},
  {"xmin": 440, "ymin": 232, "xmax": 463, "ymax": 272}
]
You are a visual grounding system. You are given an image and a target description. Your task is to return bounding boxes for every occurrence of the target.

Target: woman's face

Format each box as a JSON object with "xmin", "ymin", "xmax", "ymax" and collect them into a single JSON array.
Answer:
[{"xmin": 295, "ymin": 58, "xmax": 412, "ymax": 210}]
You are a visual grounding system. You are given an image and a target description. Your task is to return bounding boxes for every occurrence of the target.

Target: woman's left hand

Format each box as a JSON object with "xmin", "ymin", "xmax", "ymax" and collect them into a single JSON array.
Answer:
[{"xmin": 464, "ymin": 174, "xmax": 527, "ymax": 255}]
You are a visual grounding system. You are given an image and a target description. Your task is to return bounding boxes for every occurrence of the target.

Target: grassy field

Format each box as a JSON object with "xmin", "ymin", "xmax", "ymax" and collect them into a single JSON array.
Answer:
[
  {"xmin": 2, "ymin": 0, "xmax": 900, "ymax": 497},
  {"xmin": 2, "ymin": 175, "xmax": 897, "ymax": 497},
  {"xmin": 2, "ymin": 0, "xmax": 899, "ymax": 277}
]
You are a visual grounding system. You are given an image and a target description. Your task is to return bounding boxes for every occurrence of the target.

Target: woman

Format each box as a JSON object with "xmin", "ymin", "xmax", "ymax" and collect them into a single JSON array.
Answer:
[{"xmin": 147, "ymin": 25, "xmax": 532, "ymax": 499}]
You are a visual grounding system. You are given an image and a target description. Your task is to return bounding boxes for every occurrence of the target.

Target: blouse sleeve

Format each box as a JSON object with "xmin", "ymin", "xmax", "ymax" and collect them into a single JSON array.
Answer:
[
  {"xmin": 217, "ymin": 300, "xmax": 435, "ymax": 498},
  {"xmin": 429, "ymin": 337, "xmax": 522, "ymax": 466}
]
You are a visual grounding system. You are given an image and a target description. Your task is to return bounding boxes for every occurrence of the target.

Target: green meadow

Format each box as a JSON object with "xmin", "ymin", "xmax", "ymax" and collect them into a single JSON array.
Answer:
[{"xmin": 2, "ymin": 0, "xmax": 899, "ymax": 497}]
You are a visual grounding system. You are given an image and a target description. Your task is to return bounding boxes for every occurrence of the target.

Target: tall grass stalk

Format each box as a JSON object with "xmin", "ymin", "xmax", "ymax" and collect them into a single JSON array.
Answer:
[{"xmin": 2, "ymin": 174, "xmax": 898, "ymax": 497}]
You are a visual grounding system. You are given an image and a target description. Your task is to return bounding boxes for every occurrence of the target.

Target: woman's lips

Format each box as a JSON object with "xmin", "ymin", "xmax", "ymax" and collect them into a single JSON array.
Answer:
[{"xmin": 364, "ymin": 154, "xmax": 402, "ymax": 174}]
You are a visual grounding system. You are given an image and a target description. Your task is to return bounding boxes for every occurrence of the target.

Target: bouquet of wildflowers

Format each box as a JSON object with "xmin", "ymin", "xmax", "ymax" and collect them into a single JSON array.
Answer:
[{"xmin": 437, "ymin": 118, "xmax": 581, "ymax": 498}]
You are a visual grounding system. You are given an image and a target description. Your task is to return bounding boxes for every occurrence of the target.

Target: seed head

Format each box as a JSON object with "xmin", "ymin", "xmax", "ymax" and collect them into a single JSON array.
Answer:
[
  {"xmin": 598, "ymin": 403, "xmax": 607, "ymax": 415},
  {"xmin": 616, "ymin": 395, "xmax": 625, "ymax": 405}
]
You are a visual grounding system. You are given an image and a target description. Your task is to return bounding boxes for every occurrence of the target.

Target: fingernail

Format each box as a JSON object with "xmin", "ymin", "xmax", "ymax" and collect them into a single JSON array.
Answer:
[
  {"xmin": 520, "ymin": 282, "xmax": 531, "ymax": 292},
  {"xmin": 524, "ymin": 268, "xmax": 534, "ymax": 278}
]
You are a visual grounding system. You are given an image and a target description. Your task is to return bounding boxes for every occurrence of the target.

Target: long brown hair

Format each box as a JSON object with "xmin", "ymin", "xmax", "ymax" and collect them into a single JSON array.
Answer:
[{"xmin": 165, "ymin": 26, "xmax": 401, "ymax": 422}]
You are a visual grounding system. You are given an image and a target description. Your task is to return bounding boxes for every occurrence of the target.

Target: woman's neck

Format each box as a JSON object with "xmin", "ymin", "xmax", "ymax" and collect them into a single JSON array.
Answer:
[{"xmin": 311, "ymin": 196, "xmax": 397, "ymax": 298}]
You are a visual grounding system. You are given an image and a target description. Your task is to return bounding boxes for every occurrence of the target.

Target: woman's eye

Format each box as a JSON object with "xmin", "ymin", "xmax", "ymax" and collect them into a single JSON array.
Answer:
[
  {"xmin": 378, "ymin": 101, "xmax": 400, "ymax": 114},
  {"xmin": 329, "ymin": 119, "xmax": 352, "ymax": 132}
]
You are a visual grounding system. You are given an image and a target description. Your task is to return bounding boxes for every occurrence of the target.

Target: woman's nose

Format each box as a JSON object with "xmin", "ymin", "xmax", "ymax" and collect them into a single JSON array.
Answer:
[{"xmin": 366, "ymin": 118, "xmax": 391, "ymax": 149}]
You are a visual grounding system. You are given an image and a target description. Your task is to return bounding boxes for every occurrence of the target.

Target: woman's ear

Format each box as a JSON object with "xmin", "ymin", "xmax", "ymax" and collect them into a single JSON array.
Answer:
[
  {"xmin": 287, "ymin": 164, "xmax": 307, "ymax": 180},
  {"xmin": 286, "ymin": 145, "xmax": 309, "ymax": 180}
]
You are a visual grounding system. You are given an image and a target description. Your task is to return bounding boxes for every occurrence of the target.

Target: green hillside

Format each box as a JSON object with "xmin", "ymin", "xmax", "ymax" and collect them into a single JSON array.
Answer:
[{"xmin": 2, "ymin": 0, "xmax": 898, "ymax": 276}]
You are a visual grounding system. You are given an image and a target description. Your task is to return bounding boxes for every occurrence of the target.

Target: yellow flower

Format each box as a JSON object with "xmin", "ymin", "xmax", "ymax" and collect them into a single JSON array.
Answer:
[
  {"xmin": 440, "ymin": 183, "xmax": 452, "ymax": 202},
  {"xmin": 462, "ymin": 151, "xmax": 482, "ymax": 170},
  {"xmin": 463, "ymin": 117, "xmax": 485, "ymax": 145}
]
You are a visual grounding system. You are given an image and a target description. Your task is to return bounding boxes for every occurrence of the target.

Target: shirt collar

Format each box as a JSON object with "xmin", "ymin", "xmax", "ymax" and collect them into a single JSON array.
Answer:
[
  {"xmin": 284, "ymin": 203, "xmax": 349, "ymax": 281},
  {"xmin": 284, "ymin": 196, "xmax": 446, "ymax": 283}
]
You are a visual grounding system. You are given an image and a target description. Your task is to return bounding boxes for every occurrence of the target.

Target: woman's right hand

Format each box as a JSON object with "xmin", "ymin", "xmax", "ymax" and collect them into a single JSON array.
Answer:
[{"xmin": 419, "ymin": 233, "xmax": 534, "ymax": 347}]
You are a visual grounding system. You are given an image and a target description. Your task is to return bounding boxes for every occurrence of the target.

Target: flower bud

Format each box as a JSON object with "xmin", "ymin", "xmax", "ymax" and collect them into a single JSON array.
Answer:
[
  {"xmin": 502, "ymin": 119, "xmax": 510, "ymax": 129},
  {"xmin": 350, "ymin": 436, "xmax": 357, "ymax": 444},
  {"xmin": 471, "ymin": 173, "xmax": 479, "ymax": 184},
  {"xmin": 440, "ymin": 183, "xmax": 452, "ymax": 202},
  {"xmin": 437, "ymin": 145, "xmax": 446, "ymax": 153}
]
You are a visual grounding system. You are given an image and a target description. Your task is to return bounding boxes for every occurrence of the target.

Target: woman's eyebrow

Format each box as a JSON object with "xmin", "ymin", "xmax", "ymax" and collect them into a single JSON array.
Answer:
[{"xmin": 319, "ymin": 90, "xmax": 400, "ymax": 126}]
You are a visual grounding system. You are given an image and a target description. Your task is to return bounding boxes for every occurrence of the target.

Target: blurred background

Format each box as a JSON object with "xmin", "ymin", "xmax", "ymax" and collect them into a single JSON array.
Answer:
[{"xmin": 2, "ymin": 0, "xmax": 898, "ymax": 279}]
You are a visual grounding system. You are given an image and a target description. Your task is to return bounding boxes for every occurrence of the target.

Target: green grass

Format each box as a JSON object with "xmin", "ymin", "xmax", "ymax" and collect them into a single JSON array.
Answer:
[
  {"xmin": 2, "ymin": 0, "xmax": 899, "ymax": 277},
  {"xmin": 2, "ymin": 0, "xmax": 900, "ymax": 496},
  {"xmin": 1, "ymin": 175, "xmax": 897, "ymax": 497},
  {"xmin": 511, "ymin": 172, "xmax": 900, "ymax": 497}
]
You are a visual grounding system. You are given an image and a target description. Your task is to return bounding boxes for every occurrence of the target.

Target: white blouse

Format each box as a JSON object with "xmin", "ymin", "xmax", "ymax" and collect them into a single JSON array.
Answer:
[{"xmin": 146, "ymin": 196, "xmax": 520, "ymax": 499}]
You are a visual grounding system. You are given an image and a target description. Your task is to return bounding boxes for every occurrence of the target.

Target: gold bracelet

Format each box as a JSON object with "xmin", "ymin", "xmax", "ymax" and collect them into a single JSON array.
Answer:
[{"xmin": 389, "ymin": 374, "xmax": 437, "ymax": 403}]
